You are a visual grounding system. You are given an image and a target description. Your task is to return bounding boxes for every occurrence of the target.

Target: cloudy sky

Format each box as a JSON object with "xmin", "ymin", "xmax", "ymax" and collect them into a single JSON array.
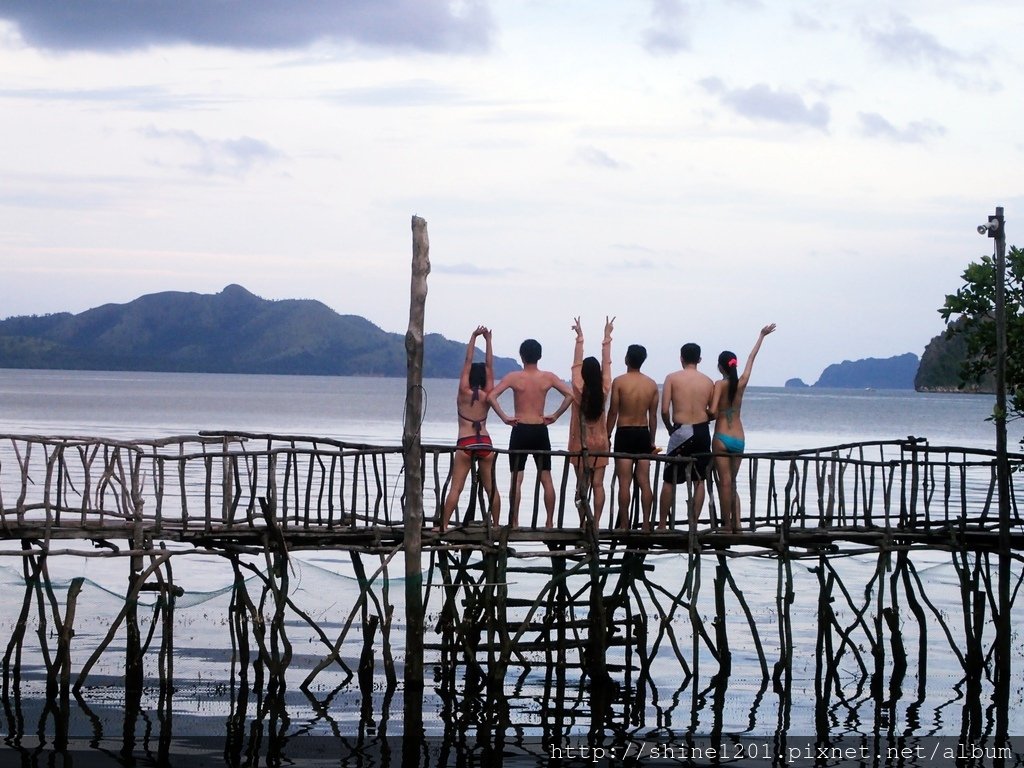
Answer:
[{"xmin": 0, "ymin": 1, "xmax": 1020, "ymax": 385}]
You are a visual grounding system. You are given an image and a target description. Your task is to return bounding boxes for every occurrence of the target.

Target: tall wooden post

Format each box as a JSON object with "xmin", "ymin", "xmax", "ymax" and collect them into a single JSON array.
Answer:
[
  {"xmin": 988, "ymin": 206, "xmax": 1011, "ymax": 743},
  {"xmin": 403, "ymin": 215, "xmax": 430, "ymax": 741}
]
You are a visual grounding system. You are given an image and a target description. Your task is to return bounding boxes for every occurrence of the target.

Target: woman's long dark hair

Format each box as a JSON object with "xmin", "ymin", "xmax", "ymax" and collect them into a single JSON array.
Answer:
[
  {"xmin": 468, "ymin": 362, "xmax": 486, "ymax": 401},
  {"xmin": 718, "ymin": 350, "xmax": 739, "ymax": 404},
  {"xmin": 580, "ymin": 356, "xmax": 604, "ymax": 421}
]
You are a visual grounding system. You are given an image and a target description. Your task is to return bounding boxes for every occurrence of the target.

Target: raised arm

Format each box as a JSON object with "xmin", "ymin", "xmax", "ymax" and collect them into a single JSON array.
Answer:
[
  {"xmin": 482, "ymin": 326, "xmax": 494, "ymax": 390},
  {"xmin": 601, "ymin": 316, "xmax": 614, "ymax": 393},
  {"xmin": 570, "ymin": 316, "xmax": 584, "ymax": 393},
  {"xmin": 738, "ymin": 323, "xmax": 776, "ymax": 387},
  {"xmin": 459, "ymin": 327, "xmax": 483, "ymax": 390}
]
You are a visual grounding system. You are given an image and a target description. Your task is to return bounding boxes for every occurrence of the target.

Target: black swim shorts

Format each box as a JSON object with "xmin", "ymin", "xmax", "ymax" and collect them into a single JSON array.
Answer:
[
  {"xmin": 508, "ymin": 423, "xmax": 552, "ymax": 472},
  {"xmin": 613, "ymin": 426, "xmax": 652, "ymax": 455}
]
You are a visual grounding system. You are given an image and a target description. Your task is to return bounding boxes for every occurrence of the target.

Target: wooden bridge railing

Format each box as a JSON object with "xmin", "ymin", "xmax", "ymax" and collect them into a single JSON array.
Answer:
[{"xmin": 0, "ymin": 432, "xmax": 1021, "ymax": 540}]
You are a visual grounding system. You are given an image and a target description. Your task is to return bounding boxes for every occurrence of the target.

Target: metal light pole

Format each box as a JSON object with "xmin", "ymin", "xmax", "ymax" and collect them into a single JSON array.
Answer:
[{"xmin": 978, "ymin": 206, "xmax": 1010, "ymax": 743}]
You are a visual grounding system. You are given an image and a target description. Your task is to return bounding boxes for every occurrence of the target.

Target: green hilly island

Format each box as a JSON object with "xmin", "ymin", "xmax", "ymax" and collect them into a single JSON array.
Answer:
[
  {"xmin": 915, "ymin": 319, "xmax": 994, "ymax": 393},
  {"xmin": 0, "ymin": 284, "xmax": 520, "ymax": 378}
]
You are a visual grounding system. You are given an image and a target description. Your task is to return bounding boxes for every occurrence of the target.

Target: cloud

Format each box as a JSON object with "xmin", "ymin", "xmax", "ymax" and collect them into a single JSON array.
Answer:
[
  {"xmin": 791, "ymin": 11, "xmax": 825, "ymax": 31},
  {"xmin": 608, "ymin": 258, "xmax": 656, "ymax": 271},
  {"xmin": 0, "ymin": 186, "xmax": 118, "ymax": 211},
  {"xmin": 641, "ymin": 0, "xmax": 690, "ymax": 55},
  {"xmin": 140, "ymin": 127, "xmax": 284, "ymax": 177},
  {"xmin": 861, "ymin": 12, "xmax": 994, "ymax": 91},
  {"xmin": 0, "ymin": 85, "xmax": 217, "ymax": 111},
  {"xmin": 858, "ymin": 112, "xmax": 946, "ymax": 144},
  {"xmin": 433, "ymin": 263, "xmax": 511, "ymax": 276},
  {"xmin": 700, "ymin": 78, "xmax": 830, "ymax": 130},
  {"xmin": 0, "ymin": 0, "xmax": 494, "ymax": 54},
  {"xmin": 326, "ymin": 80, "xmax": 470, "ymax": 108},
  {"xmin": 575, "ymin": 146, "xmax": 621, "ymax": 169}
]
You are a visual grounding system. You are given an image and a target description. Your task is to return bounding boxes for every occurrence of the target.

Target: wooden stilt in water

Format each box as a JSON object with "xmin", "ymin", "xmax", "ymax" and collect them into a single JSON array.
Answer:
[
  {"xmin": 123, "ymin": 536, "xmax": 144, "ymax": 759},
  {"xmin": 403, "ymin": 214, "xmax": 430, "ymax": 745},
  {"xmin": 2, "ymin": 542, "xmax": 40, "ymax": 703},
  {"xmin": 869, "ymin": 549, "xmax": 889, "ymax": 703},
  {"xmin": 813, "ymin": 561, "xmax": 832, "ymax": 737},
  {"xmin": 712, "ymin": 563, "xmax": 731, "ymax": 677},
  {"xmin": 773, "ymin": 546, "xmax": 794, "ymax": 738},
  {"xmin": 885, "ymin": 557, "xmax": 907, "ymax": 708}
]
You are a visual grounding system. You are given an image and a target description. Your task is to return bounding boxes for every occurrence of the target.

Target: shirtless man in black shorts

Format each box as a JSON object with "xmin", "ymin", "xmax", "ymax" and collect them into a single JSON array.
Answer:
[
  {"xmin": 606, "ymin": 344, "xmax": 659, "ymax": 530},
  {"xmin": 659, "ymin": 343, "xmax": 714, "ymax": 529},
  {"xmin": 488, "ymin": 339, "xmax": 574, "ymax": 528}
]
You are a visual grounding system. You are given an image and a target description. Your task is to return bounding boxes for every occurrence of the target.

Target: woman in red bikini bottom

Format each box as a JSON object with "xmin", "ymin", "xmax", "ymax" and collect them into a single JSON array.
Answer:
[{"xmin": 441, "ymin": 326, "xmax": 501, "ymax": 531}]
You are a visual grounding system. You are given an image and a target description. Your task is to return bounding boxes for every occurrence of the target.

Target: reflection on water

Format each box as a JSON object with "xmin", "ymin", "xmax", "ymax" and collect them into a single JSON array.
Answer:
[{"xmin": 0, "ymin": 546, "xmax": 1020, "ymax": 767}]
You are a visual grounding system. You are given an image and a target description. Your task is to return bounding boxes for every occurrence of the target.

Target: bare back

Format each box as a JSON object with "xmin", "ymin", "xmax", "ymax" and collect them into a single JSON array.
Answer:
[
  {"xmin": 491, "ymin": 367, "xmax": 570, "ymax": 425},
  {"xmin": 710, "ymin": 379, "xmax": 748, "ymax": 438},
  {"xmin": 661, "ymin": 367, "xmax": 714, "ymax": 427},
  {"xmin": 456, "ymin": 385, "xmax": 491, "ymax": 439},
  {"xmin": 609, "ymin": 371, "xmax": 658, "ymax": 428}
]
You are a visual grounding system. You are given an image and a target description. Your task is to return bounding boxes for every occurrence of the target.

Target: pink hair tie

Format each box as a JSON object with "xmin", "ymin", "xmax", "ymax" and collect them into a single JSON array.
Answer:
[{"xmin": 728, "ymin": 358, "xmax": 738, "ymax": 367}]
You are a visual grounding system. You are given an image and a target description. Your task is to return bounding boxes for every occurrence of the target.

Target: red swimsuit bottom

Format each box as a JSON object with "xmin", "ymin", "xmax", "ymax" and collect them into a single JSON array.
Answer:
[{"xmin": 457, "ymin": 433, "xmax": 493, "ymax": 459}]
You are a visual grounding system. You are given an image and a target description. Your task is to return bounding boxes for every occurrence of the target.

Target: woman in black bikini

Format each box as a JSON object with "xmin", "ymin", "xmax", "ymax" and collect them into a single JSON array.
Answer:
[{"xmin": 441, "ymin": 326, "xmax": 500, "ymax": 531}]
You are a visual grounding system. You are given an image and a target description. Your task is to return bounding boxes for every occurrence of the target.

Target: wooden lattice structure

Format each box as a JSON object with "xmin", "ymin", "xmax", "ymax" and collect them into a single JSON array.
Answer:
[{"xmin": 0, "ymin": 430, "xmax": 1021, "ymax": 760}]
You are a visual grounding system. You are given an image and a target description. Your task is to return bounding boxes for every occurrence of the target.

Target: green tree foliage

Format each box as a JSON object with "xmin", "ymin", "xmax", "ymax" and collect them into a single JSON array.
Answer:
[{"xmin": 940, "ymin": 246, "xmax": 1024, "ymax": 430}]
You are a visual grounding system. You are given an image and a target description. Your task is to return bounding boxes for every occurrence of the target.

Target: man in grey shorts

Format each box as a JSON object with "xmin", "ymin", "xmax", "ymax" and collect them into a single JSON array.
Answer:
[{"xmin": 659, "ymin": 343, "xmax": 714, "ymax": 529}]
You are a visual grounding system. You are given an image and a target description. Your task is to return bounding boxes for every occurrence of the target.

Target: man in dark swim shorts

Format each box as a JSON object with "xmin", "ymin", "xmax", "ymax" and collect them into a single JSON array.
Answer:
[
  {"xmin": 607, "ymin": 344, "xmax": 659, "ymax": 530},
  {"xmin": 488, "ymin": 339, "xmax": 574, "ymax": 528}
]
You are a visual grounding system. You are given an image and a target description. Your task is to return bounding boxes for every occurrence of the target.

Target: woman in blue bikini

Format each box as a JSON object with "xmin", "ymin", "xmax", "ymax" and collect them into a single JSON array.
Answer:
[{"xmin": 710, "ymin": 323, "xmax": 776, "ymax": 532}]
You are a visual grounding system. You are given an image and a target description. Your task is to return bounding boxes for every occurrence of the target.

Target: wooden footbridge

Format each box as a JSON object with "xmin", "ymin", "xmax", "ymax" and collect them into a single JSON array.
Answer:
[
  {"xmin": 0, "ymin": 431, "xmax": 1019, "ymax": 553},
  {"xmin": 0, "ymin": 429, "xmax": 1021, "ymax": 753}
]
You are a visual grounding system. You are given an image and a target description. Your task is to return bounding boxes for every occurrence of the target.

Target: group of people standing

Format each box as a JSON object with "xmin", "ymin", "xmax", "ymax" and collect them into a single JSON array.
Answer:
[{"xmin": 439, "ymin": 321, "xmax": 776, "ymax": 533}]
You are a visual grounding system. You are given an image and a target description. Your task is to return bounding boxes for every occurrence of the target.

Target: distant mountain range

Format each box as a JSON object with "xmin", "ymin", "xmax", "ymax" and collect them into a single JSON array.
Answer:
[
  {"xmin": 786, "ymin": 353, "xmax": 920, "ymax": 389},
  {"xmin": 0, "ymin": 284, "xmax": 520, "ymax": 378},
  {"xmin": 783, "ymin": 333, "xmax": 996, "ymax": 392}
]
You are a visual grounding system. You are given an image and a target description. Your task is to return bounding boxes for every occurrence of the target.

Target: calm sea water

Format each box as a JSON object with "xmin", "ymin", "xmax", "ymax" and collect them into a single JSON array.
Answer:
[
  {"xmin": 0, "ymin": 369, "xmax": 1018, "ymax": 762},
  {"xmin": 0, "ymin": 367, "xmax": 1001, "ymax": 450}
]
